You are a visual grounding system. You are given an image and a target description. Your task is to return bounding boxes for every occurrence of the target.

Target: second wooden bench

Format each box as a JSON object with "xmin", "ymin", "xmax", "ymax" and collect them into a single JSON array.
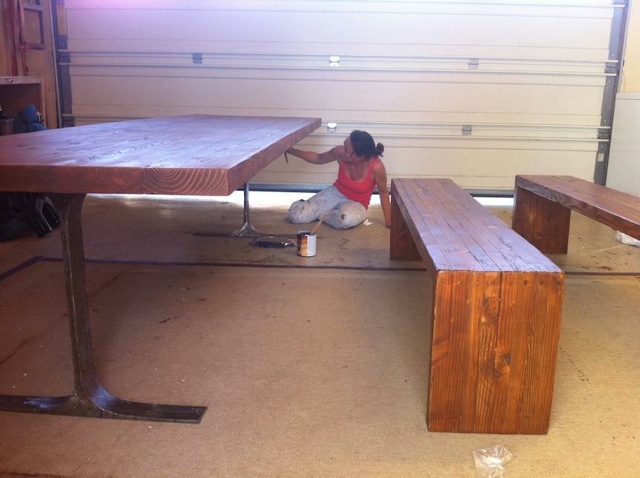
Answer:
[
  {"xmin": 390, "ymin": 178, "xmax": 565, "ymax": 435},
  {"xmin": 512, "ymin": 175, "xmax": 640, "ymax": 254}
]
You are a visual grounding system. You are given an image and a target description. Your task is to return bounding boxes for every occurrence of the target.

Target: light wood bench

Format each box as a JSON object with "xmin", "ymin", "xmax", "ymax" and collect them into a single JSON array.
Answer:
[
  {"xmin": 513, "ymin": 175, "xmax": 640, "ymax": 254},
  {"xmin": 390, "ymin": 178, "xmax": 565, "ymax": 434}
]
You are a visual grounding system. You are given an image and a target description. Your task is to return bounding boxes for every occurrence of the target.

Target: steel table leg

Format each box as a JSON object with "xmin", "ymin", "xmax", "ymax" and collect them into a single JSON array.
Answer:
[
  {"xmin": 0, "ymin": 194, "xmax": 206, "ymax": 423},
  {"xmin": 230, "ymin": 183, "xmax": 266, "ymax": 237},
  {"xmin": 201, "ymin": 183, "xmax": 291, "ymax": 238}
]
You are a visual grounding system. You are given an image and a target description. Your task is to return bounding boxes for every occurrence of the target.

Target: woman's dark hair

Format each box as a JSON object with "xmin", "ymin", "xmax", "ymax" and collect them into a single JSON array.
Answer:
[{"xmin": 350, "ymin": 130, "xmax": 384, "ymax": 159}]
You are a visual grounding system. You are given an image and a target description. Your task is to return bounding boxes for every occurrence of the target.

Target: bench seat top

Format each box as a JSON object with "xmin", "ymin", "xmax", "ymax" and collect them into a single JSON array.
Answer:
[
  {"xmin": 392, "ymin": 178, "xmax": 562, "ymax": 273},
  {"xmin": 515, "ymin": 175, "xmax": 640, "ymax": 238}
]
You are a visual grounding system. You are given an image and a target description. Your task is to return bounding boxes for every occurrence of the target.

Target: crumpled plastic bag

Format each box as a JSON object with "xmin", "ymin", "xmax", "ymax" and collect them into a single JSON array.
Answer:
[
  {"xmin": 614, "ymin": 231, "xmax": 640, "ymax": 247},
  {"xmin": 473, "ymin": 445, "xmax": 513, "ymax": 478}
]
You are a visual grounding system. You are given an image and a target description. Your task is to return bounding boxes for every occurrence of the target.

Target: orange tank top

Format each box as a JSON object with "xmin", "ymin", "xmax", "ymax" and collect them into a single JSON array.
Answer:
[{"xmin": 333, "ymin": 159, "xmax": 377, "ymax": 208}]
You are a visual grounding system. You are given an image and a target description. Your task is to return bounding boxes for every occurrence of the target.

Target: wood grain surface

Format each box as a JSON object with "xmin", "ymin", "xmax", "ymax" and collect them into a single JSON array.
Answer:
[
  {"xmin": 390, "ymin": 178, "xmax": 565, "ymax": 434},
  {"xmin": 0, "ymin": 115, "xmax": 321, "ymax": 195},
  {"xmin": 513, "ymin": 175, "xmax": 640, "ymax": 253},
  {"xmin": 391, "ymin": 178, "xmax": 562, "ymax": 272}
]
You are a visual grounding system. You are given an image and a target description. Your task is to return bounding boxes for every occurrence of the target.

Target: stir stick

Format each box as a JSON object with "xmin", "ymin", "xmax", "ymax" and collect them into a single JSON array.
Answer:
[{"xmin": 310, "ymin": 214, "xmax": 327, "ymax": 235}]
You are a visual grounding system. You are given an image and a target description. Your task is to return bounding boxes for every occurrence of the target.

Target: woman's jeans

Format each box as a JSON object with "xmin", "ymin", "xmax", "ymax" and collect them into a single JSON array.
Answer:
[{"xmin": 287, "ymin": 185, "xmax": 367, "ymax": 229}]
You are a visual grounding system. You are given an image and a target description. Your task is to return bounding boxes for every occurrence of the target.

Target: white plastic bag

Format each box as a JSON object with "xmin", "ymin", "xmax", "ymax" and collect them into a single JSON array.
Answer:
[
  {"xmin": 614, "ymin": 231, "xmax": 640, "ymax": 247},
  {"xmin": 473, "ymin": 445, "xmax": 513, "ymax": 478}
]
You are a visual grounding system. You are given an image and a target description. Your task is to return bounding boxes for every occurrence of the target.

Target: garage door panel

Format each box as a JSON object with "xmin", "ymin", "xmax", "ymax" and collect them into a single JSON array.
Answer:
[
  {"xmin": 70, "ymin": 75, "xmax": 605, "ymax": 118},
  {"xmin": 66, "ymin": 4, "xmax": 614, "ymax": 50}
]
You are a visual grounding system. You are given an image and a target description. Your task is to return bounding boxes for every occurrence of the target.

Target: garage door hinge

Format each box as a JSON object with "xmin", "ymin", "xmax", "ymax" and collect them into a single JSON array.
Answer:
[
  {"xmin": 597, "ymin": 128, "xmax": 610, "ymax": 140},
  {"xmin": 604, "ymin": 63, "xmax": 618, "ymax": 75}
]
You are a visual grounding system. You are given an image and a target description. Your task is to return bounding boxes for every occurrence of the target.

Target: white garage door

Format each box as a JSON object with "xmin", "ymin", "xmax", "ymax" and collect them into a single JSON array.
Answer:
[{"xmin": 58, "ymin": 0, "xmax": 625, "ymax": 193}]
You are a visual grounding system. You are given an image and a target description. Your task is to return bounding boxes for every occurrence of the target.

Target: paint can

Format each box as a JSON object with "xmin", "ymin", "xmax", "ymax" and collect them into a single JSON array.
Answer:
[{"xmin": 297, "ymin": 231, "xmax": 317, "ymax": 257}]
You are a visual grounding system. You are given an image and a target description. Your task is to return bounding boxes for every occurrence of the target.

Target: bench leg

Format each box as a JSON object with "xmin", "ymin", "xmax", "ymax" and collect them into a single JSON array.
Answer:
[
  {"xmin": 512, "ymin": 184, "xmax": 571, "ymax": 254},
  {"xmin": 390, "ymin": 193, "xmax": 421, "ymax": 261},
  {"xmin": 427, "ymin": 270, "xmax": 564, "ymax": 434}
]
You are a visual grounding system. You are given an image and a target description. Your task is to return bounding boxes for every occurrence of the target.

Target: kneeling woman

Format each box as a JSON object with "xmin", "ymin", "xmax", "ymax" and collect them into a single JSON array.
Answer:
[{"xmin": 286, "ymin": 130, "xmax": 390, "ymax": 229}]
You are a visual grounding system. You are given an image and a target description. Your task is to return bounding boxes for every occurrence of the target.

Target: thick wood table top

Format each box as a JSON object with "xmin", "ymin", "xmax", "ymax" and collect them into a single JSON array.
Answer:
[{"xmin": 0, "ymin": 115, "xmax": 321, "ymax": 196}]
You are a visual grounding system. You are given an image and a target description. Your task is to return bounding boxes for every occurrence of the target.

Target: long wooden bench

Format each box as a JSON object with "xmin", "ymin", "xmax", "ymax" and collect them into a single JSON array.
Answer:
[
  {"xmin": 512, "ymin": 175, "xmax": 640, "ymax": 254},
  {"xmin": 390, "ymin": 178, "xmax": 565, "ymax": 435}
]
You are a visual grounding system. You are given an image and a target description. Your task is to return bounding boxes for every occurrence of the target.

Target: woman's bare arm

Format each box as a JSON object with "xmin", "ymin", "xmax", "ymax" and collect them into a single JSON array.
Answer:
[
  {"xmin": 372, "ymin": 159, "xmax": 391, "ymax": 227},
  {"xmin": 287, "ymin": 145, "xmax": 342, "ymax": 165}
]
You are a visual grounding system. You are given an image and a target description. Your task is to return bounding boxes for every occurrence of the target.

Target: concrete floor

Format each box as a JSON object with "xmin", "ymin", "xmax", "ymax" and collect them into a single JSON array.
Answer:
[{"xmin": 0, "ymin": 191, "xmax": 639, "ymax": 477}]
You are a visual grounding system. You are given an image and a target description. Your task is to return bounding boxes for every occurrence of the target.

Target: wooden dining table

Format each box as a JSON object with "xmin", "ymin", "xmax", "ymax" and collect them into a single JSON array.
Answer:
[{"xmin": 0, "ymin": 114, "xmax": 321, "ymax": 423}]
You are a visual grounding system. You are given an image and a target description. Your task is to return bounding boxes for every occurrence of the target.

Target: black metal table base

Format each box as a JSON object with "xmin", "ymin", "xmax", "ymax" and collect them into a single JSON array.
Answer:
[{"xmin": 0, "ymin": 194, "xmax": 206, "ymax": 423}]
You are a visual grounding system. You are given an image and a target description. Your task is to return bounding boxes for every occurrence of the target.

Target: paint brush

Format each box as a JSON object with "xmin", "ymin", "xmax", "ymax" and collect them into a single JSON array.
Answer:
[{"xmin": 310, "ymin": 214, "xmax": 327, "ymax": 235}]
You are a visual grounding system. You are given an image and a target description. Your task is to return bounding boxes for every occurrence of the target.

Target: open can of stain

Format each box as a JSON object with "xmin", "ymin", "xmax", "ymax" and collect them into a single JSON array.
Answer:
[{"xmin": 297, "ymin": 231, "xmax": 317, "ymax": 257}]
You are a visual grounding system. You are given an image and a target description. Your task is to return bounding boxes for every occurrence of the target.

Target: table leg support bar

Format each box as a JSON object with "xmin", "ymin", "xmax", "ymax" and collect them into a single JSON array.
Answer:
[
  {"xmin": 0, "ymin": 386, "xmax": 206, "ymax": 423},
  {"xmin": 0, "ymin": 194, "xmax": 206, "ymax": 423}
]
